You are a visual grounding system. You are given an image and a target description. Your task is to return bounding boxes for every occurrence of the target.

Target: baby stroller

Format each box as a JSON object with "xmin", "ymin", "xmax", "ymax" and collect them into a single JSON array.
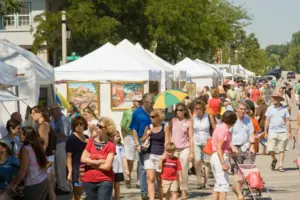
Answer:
[{"xmin": 237, "ymin": 163, "xmax": 272, "ymax": 200}]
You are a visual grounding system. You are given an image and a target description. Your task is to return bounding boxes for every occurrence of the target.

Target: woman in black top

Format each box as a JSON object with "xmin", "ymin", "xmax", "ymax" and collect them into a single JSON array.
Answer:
[{"xmin": 66, "ymin": 116, "xmax": 89, "ymax": 200}]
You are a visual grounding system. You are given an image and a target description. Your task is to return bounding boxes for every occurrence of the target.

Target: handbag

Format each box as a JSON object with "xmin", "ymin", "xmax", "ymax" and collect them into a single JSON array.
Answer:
[
  {"xmin": 203, "ymin": 138, "xmax": 213, "ymax": 155},
  {"xmin": 141, "ymin": 137, "xmax": 151, "ymax": 152}
]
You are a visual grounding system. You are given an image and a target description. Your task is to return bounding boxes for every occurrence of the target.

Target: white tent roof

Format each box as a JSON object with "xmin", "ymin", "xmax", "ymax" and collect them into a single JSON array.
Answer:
[
  {"xmin": 0, "ymin": 61, "xmax": 18, "ymax": 87},
  {"xmin": 0, "ymin": 40, "xmax": 54, "ymax": 85},
  {"xmin": 245, "ymin": 69, "xmax": 255, "ymax": 77},
  {"xmin": 0, "ymin": 90, "xmax": 26, "ymax": 101},
  {"xmin": 194, "ymin": 59, "xmax": 223, "ymax": 77},
  {"xmin": 175, "ymin": 58, "xmax": 213, "ymax": 78},
  {"xmin": 55, "ymin": 43, "xmax": 161, "ymax": 81}
]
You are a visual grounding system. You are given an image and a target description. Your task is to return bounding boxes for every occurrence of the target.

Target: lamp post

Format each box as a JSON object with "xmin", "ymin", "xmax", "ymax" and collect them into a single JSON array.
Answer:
[{"xmin": 61, "ymin": 11, "xmax": 67, "ymax": 65}]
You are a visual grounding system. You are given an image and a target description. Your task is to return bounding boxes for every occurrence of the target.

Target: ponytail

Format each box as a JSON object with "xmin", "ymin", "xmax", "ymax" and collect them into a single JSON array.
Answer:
[{"xmin": 31, "ymin": 137, "xmax": 48, "ymax": 169}]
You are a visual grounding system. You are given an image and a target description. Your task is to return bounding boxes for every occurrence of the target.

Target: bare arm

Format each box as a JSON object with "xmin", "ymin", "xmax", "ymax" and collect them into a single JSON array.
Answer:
[
  {"xmin": 121, "ymin": 128, "xmax": 127, "ymax": 141},
  {"xmin": 38, "ymin": 123, "xmax": 49, "ymax": 150},
  {"xmin": 141, "ymin": 126, "xmax": 151, "ymax": 142},
  {"xmin": 12, "ymin": 148, "xmax": 29, "ymax": 188},
  {"xmin": 264, "ymin": 116, "xmax": 270, "ymax": 136},
  {"xmin": 164, "ymin": 125, "xmax": 171, "ymax": 145},
  {"xmin": 188, "ymin": 120, "xmax": 194, "ymax": 159},
  {"xmin": 209, "ymin": 115, "xmax": 217, "ymax": 130},
  {"xmin": 66, "ymin": 153, "xmax": 72, "ymax": 181},
  {"xmin": 295, "ymin": 112, "xmax": 300, "ymax": 137},
  {"xmin": 98, "ymin": 153, "xmax": 115, "ymax": 171},
  {"xmin": 216, "ymin": 139, "xmax": 226, "ymax": 165},
  {"xmin": 80, "ymin": 149, "xmax": 105, "ymax": 166}
]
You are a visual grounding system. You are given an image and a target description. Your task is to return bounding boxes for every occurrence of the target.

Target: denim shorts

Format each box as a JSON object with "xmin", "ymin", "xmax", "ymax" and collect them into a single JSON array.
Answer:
[{"xmin": 74, "ymin": 181, "xmax": 83, "ymax": 187}]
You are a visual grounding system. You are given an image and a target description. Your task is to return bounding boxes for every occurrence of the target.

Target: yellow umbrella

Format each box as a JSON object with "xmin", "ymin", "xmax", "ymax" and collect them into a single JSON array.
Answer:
[{"xmin": 153, "ymin": 89, "xmax": 187, "ymax": 109}]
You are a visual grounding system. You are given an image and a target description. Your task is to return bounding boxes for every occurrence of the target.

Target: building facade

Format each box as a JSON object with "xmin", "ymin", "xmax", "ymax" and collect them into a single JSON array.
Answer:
[{"xmin": 0, "ymin": 0, "xmax": 64, "ymax": 62}]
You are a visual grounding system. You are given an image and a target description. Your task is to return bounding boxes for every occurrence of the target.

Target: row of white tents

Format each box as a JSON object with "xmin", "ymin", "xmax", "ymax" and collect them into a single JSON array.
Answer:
[
  {"xmin": 56, "ymin": 39, "xmax": 256, "ymax": 91},
  {"xmin": 0, "ymin": 38, "xmax": 255, "ymax": 132}
]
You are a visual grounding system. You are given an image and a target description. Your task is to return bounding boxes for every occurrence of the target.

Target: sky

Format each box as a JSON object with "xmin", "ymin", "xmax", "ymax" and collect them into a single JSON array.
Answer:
[{"xmin": 233, "ymin": 0, "xmax": 300, "ymax": 48}]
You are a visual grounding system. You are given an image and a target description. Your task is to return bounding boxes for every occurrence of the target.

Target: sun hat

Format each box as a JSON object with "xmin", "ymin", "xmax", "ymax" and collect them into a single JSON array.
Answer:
[
  {"xmin": 0, "ymin": 139, "xmax": 12, "ymax": 151},
  {"xmin": 271, "ymin": 91, "xmax": 285, "ymax": 101}
]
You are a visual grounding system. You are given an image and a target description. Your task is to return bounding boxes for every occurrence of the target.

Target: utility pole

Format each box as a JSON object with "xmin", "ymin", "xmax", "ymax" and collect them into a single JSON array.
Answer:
[{"xmin": 61, "ymin": 11, "xmax": 67, "ymax": 65}]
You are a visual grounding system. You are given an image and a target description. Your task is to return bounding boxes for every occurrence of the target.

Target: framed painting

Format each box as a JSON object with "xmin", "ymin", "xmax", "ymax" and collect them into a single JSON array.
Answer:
[
  {"xmin": 67, "ymin": 81, "xmax": 100, "ymax": 114},
  {"xmin": 111, "ymin": 81, "xmax": 144, "ymax": 110},
  {"xmin": 186, "ymin": 82, "xmax": 196, "ymax": 99}
]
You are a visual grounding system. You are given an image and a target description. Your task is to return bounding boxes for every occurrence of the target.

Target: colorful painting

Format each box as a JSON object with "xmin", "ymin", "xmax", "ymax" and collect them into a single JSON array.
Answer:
[
  {"xmin": 67, "ymin": 81, "xmax": 100, "ymax": 114},
  {"xmin": 111, "ymin": 82, "xmax": 144, "ymax": 110},
  {"xmin": 186, "ymin": 83, "xmax": 196, "ymax": 99}
]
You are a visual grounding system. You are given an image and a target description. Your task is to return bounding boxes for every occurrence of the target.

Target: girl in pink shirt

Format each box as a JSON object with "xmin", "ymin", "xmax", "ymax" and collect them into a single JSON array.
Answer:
[{"xmin": 210, "ymin": 111, "xmax": 237, "ymax": 200}]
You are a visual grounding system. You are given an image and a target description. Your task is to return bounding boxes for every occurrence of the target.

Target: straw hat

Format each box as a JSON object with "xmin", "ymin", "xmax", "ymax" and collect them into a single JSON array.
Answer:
[
  {"xmin": 271, "ymin": 91, "xmax": 285, "ymax": 101},
  {"xmin": 0, "ymin": 140, "xmax": 12, "ymax": 151}
]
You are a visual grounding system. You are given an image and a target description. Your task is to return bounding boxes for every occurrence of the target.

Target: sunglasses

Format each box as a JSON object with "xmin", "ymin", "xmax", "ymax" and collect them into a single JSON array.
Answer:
[
  {"xmin": 194, "ymin": 108, "xmax": 201, "ymax": 110},
  {"xmin": 97, "ymin": 124, "xmax": 105, "ymax": 129},
  {"xmin": 150, "ymin": 115, "xmax": 157, "ymax": 119},
  {"xmin": 176, "ymin": 109, "xmax": 184, "ymax": 112}
]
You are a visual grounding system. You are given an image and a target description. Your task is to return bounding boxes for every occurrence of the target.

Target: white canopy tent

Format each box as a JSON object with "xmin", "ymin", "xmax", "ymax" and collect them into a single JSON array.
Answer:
[
  {"xmin": 0, "ymin": 39, "xmax": 55, "ymax": 114},
  {"xmin": 55, "ymin": 43, "xmax": 161, "ymax": 81},
  {"xmin": 175, "ymin": 58, "xmax": 215, "ymax": 89},
  {"xmin": 116, "ymin": 40, "xmax": 169, "ymax": 91},
  {"xmin": 144, "ymin": 49, "xmax": 188, "ymax": 89}
]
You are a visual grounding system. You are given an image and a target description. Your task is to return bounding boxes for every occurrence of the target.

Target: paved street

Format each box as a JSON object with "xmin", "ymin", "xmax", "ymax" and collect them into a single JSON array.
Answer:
[{"xmin": 58, "ymin": 101, "xmax": 300, "ymax": 200}]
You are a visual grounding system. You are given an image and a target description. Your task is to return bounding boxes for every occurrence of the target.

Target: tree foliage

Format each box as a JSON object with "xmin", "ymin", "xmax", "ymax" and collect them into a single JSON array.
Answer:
[
  {"xmin": 32, "ymin": 0, "xmax": 251, "ymax": 66},
  {"xmin": 0, "ymin": 0, "xmax": 22, "ymax": 15}
]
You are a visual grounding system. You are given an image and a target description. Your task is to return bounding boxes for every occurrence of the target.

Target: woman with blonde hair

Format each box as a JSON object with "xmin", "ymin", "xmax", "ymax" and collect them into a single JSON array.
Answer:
[
  {"xmin": 82, "ymin": 107, "xmax": 99, "ymax": 138},
  {"xmin": 81, "ymin": 117, "xmax": 117, "ymax": 200},
  {"xmin": 167, "ymin": 103, "xmax": 194, "ymax": 199},
  {"xmin": 142, "ymin": 109, "xmax": 170, "ymax": 200}
]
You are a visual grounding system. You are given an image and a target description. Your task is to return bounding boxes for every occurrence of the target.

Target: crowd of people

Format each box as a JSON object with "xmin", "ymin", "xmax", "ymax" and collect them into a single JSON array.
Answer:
[{"xmin": 0, "ymin": 77, "xmax": 299, "ymax": 200}]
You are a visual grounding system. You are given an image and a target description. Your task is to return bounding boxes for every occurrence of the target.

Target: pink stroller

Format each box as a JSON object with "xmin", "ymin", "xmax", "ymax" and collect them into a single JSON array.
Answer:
[{"xmin": 237, "ymin": 164, "xmax": 272, "ymax": 200}]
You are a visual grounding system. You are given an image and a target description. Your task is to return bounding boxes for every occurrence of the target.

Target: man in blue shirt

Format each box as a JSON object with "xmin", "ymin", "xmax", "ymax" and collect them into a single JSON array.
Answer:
[
  {"xmin": 130, "ymin": 93, "xmax": 154, "ymax": 200},
  {"xmin": 231, "ymin": 102, "xmax": 255, "ymax": 200},
  {"xmin": 265, "ymin": 92, "xmax": 291, "ymax": 173}
]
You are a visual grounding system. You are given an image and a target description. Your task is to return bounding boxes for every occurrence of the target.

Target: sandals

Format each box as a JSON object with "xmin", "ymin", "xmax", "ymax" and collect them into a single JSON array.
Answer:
[
  {"xmin": 278, "ymin": 166, "xmax": 285, "ymax": 172},
  {"xmin": 271, "ymin": 159, "xmax": 277, "ymax": 171},
  {"xmin": 125, "ymin": 180, "xmax": 131, "ymax": 189},
  {"xmin": 181, "ymin": 191, "xmax": 188, "ymax": 200}
]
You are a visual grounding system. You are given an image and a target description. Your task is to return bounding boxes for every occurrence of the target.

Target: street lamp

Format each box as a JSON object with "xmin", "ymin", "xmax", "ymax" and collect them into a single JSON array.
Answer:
[{"xmin": 61, "ymin": 11, "xmax": 67, "ymax": 65}]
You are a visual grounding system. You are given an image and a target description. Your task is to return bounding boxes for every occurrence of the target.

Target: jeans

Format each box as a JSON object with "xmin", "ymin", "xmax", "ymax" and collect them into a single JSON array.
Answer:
[
  {"xmin": 84, "ymin": 181, "xmax": 113, "ymax": 200},
  {"xmin": 138, "ymin": 151, "xmax": 148, "ymax": 194}
]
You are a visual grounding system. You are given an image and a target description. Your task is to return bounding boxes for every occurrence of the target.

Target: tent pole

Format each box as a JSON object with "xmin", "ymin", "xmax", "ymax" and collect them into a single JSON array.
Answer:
[{"xmin": 1, "ymin": 102, "xmax": 11, "ymax": 115}]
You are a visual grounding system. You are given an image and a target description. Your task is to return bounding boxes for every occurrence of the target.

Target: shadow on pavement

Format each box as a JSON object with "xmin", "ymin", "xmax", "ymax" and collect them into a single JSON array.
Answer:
[{"xmin": 188, "ymin": 191, "xmax": 211, "ymax": 198}]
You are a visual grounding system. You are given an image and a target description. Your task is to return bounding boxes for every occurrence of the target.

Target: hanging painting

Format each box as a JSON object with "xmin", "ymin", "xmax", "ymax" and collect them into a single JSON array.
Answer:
[{"xmin": 111, "ymin": 81, "xmax": 144, "ymax": 110}]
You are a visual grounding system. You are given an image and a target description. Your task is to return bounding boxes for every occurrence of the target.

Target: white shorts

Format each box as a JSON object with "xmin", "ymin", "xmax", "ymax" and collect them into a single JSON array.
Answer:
[
  {"xmin": 144, "ymin": 153, "xmax": 162, "ymax": 172},
  {"xmin": 124, "ymin": 135, "xmax": 137, "ymax": 161},
  {"xmin": 210, "ymin": 152, "xmax": 231, "ymax": 192},
  {"xmin": 47, "ymin": 155, "xmax": 55, "ymax": 174}
]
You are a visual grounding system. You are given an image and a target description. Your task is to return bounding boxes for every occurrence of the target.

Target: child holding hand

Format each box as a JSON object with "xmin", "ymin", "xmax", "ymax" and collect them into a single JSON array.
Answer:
[{"xmin": 159, "ymin": 142, "xmax": 182, "ymax": 200}]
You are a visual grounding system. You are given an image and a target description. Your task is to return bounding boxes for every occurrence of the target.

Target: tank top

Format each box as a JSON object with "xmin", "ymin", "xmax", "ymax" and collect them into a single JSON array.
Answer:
[
  {"xmin": 149, "ymin": 125, "xmax": 165, "ymax": 155},
  {"xmin": 38, "ymin": 122, "xmax": 55, "ymax": 156},
  {"xmin": 193, "ymin": 114, "xmax": 211, "ymax": 145},
  {"xmin": 23, "ymin": 145, "xmax": 47, "ymax": 186},
  {"xmin": 171, "ymin": 118, "xmax": 190, "ymax": 149}
]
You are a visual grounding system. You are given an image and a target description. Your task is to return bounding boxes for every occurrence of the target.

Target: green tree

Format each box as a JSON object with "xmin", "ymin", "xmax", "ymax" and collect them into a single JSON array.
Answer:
[
  {"xmin": 33, "ymin": 0, "xmax": 250, "ymax": 66},
  {"xmin": 282, "ymin": 46, "xmax": 300, "ymax": 71},
  {"xmin": 0, "ymin": 0, "xmax": 21, "ymax": 15}
]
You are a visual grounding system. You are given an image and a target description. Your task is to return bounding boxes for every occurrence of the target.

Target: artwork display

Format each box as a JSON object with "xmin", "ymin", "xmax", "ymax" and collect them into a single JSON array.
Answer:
[
  {"xmin": 111, "ymin": 81, "xmax": 144, "ymax": 110},
  {"xmin": 186, "ymin": 83, "xmax": 196, "ymax": 99},
  {"xmin": 67, "ymin": 81, "xmax": 100, "ymax": 114}
]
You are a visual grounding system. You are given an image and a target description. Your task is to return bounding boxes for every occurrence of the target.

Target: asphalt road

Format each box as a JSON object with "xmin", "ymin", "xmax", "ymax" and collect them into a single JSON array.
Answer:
[{"xmin": 57, "ymin": 95, "xmax": 300, "ymax": 200}]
